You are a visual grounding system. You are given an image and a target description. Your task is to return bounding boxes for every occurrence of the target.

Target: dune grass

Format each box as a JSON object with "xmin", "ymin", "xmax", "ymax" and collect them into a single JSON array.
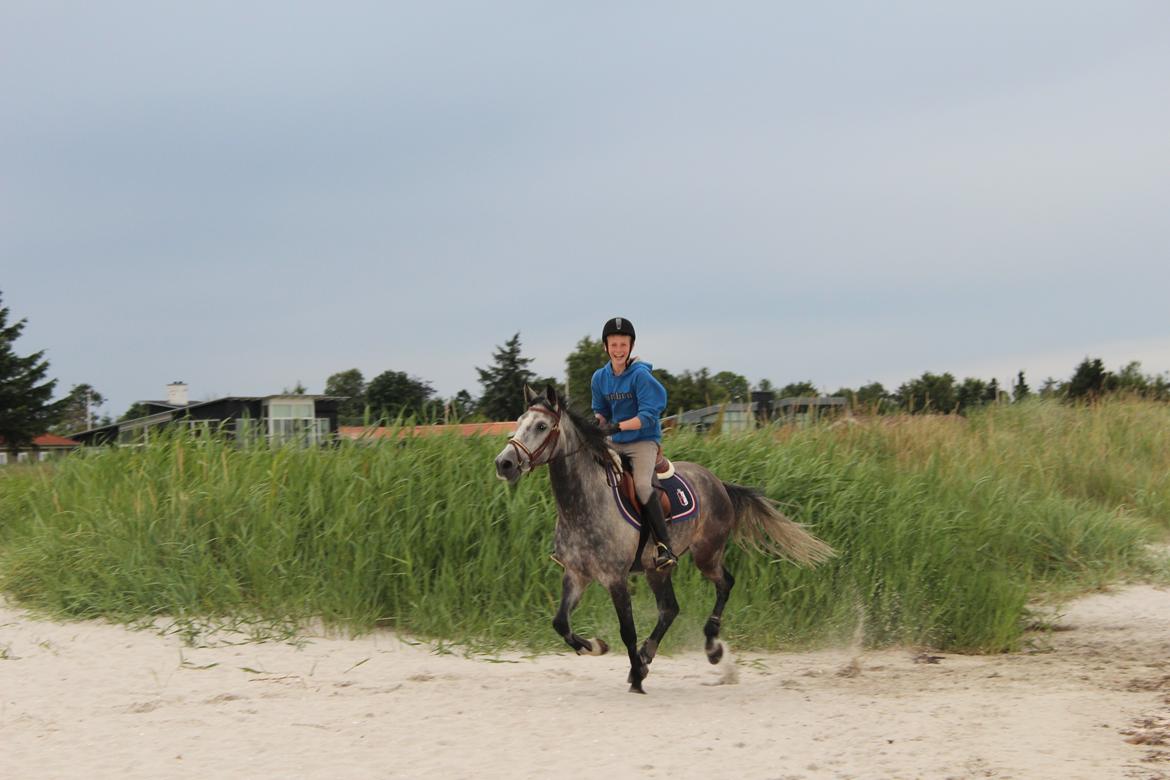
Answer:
[{"xmin": 0, "ymin": 398, "xmax": 1165, "ymax": 653}]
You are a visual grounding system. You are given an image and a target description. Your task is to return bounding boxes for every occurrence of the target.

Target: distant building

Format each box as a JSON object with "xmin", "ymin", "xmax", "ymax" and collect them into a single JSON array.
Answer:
[
  {"xmin": 0, "ymin": 433, "xmax": 81, "ymax": 465},
  {"xmin": 662, "ymin": 393, "xmax": 847, "ymax": 434},
  {"xmin": 70, "ymin": 383, "xmax": 344, "ymax": 446}
]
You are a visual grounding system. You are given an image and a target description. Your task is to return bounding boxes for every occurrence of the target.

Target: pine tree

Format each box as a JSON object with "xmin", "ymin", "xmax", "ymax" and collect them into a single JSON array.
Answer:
[
  {"xmin": 1066, "ymin": 358, "xmax": 1113, "ymax": 400},
  {"xmin": 1012, "ymin": 371, "xmax": 1031, "ymax": 401},
  {"xmin": 477, "ymin": 333, "xmax": 536, "ymax": 421},
  {"xmin": 0, "ymin": 292, "xmax": 64, "ymax": 453}
]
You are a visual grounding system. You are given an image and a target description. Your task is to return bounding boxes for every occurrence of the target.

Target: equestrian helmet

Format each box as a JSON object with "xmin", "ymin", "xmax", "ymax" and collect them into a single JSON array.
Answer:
[{"xmin": 602, "ymin": 316, "xmax": 635, "ymax": 345}]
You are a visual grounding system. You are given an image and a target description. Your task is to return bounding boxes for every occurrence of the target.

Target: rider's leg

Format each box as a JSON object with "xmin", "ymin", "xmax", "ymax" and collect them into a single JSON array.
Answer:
[
  {"xmin": 625, "ymin": 440, "xmax": 677, "ymax": 570},
  {"xmin": 640, "ymin": 492, "xmax": 678, "ymax": 570}
]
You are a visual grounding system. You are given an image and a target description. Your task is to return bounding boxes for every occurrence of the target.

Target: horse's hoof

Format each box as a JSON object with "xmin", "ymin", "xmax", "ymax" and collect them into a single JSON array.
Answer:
[
  {"xmin": 628, "ymin": 682, "xmax": 646, "ymax": 694},
  {"xmin": 707, "ymin": 642, "xmax": 724, "ymax": 665},
  {"xmin": 577, "ymin": 638, "xmax": 608, "ymax": 656}
]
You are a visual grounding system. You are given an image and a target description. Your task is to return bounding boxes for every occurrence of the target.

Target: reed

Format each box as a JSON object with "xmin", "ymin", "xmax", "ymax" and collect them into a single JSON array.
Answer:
[{"xmin": 0, "ymin": 398, "xmax": 1165, "ymax": 653}]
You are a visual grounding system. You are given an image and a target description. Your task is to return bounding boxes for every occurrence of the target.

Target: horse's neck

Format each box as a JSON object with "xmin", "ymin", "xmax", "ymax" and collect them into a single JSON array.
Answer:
[{"xmin": 546, "ymin": 432, "xmax": 610, "ymax": 522}]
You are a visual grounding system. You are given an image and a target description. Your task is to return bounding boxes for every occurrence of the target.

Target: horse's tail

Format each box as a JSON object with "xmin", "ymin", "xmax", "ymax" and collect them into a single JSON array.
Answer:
[{"xmin": 723, "ymin": 483, "xmax": 835, "ymax": 567}]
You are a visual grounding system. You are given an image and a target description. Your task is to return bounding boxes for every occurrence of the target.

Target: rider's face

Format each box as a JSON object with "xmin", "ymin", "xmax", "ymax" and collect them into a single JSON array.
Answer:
[{"xmin": 606, "ymin": 335, "xmax": 632, "ymax": 363}]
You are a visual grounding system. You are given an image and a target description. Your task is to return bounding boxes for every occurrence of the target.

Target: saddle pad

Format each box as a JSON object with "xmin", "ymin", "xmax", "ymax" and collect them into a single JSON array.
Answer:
[{"xmin": 610, "ymin": 472, "xmax": 700, "ymax": 531}]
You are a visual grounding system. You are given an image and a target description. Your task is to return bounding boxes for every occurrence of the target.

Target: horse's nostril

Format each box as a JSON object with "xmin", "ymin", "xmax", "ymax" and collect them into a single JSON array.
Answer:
[{"xmin": 501, "ymin": 459, "xmax": 514, "ymax": 471}]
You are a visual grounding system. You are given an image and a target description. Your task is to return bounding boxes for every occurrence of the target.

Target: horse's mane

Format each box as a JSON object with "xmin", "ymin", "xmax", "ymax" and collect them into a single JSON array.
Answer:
[{"xmin": 530, "ymin": 397, "xmax": 617, "ymax": 469}]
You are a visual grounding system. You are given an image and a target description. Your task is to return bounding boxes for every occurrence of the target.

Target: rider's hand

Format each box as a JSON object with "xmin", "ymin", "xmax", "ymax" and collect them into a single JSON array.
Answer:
[{"xmin": 599, "ymin": 420, "xmax": 621, "ymax": 436}]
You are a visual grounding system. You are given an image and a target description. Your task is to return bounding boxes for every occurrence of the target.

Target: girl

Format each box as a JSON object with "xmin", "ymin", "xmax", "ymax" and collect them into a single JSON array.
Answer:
[{"xmin": 591, "ymin": 317, "xmax": 678, "ymax": 570}]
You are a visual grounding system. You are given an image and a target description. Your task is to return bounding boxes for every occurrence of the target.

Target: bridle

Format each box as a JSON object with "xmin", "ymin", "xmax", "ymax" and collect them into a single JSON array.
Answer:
[{"xmin": 505, "ymin": 402, "xmax": 565, "ymax": 471}]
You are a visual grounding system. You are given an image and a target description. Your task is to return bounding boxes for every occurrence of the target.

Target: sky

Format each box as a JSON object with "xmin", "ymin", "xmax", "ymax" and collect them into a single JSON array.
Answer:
[{"xmin": 3, "ymin": 2, "xmax": 1169, "ymax": 419}]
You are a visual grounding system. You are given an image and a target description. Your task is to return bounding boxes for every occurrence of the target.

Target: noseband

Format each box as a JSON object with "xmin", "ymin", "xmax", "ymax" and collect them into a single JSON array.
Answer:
[{"xmin": 506, "ymin": 403, "xmax": 562, "ymax": 470}]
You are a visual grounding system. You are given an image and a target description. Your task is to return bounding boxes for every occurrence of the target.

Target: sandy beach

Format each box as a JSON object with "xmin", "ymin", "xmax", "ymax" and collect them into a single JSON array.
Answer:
[{"xmin": 3, "ymin": 585, "xmax": 1169, "ymax": 780}]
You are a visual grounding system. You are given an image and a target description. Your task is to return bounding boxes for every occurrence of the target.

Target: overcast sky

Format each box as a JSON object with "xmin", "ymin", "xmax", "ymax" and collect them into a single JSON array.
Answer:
[{"xmin": 3, "ymin": 2, "xmax": 1168, "ymax": 418}]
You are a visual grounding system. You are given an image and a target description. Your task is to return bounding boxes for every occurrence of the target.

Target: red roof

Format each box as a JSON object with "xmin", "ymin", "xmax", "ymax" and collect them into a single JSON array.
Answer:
[
  {"xmin": 339, "ymin": 422, "xmax": 514, "ymax": 440},
  {"xmin": 0, "ymin": 433, "xmax": 81, "ymax": 448}
]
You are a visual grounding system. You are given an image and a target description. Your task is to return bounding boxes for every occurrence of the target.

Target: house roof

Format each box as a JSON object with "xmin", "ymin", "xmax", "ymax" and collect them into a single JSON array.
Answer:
[{"xmin": 0, "ymin": 433, "xmax": 81, "ymax": 448}]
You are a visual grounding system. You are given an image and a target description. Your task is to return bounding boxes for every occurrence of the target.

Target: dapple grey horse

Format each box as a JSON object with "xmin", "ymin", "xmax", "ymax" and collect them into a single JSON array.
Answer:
[{"xmin": 495, "ymin": 385, "xmax": 834, "ymax": 693}]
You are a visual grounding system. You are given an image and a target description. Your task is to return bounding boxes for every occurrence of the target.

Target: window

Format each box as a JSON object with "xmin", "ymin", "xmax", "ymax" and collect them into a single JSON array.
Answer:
[
  {"xmin": 267, "ymin": 400, "xmax": 315, "ymax": 420},
  {"xmin": 264, "ymin": 398, "xmax": 327, "ymax": 445}
]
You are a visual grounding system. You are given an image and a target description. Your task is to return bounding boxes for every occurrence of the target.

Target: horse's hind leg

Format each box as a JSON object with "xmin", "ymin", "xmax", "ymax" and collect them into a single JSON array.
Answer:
[
  {"xmin": 700, "ymin": 564, "xmax": 735, "ymax": 665},
  {"xmin": 639, "ymin": 569, "xmax": 680, "ymax": 668},
  {"xmin": 607, "ymin": 581, "xmax": 648, "ymax": 693},
  {"xmin": 553, "ymin": 572, "xmax": 608, "ymax": 656}
]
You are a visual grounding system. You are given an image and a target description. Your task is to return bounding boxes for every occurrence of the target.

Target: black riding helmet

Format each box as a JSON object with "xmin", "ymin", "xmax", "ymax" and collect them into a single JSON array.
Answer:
[{"xmin": 601, "ymin": 316, "xmax": 635, "ymax": 346}]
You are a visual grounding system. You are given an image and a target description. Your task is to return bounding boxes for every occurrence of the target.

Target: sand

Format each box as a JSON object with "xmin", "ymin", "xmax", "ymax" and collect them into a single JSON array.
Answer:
[{"xmin": 2, "ymin": 585, "xmax": 1169, "ymax": 780}]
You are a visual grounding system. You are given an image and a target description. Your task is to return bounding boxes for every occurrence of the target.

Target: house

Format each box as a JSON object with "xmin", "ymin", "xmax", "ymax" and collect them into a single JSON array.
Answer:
[
  {"xmin": 0, "ymin": 433, "xmax": 81, "ymax": 465},
  {"xmin": 70, "ymin": 382, "xmax": 344, "ymax": 446},
  {"xmin": 662, "ymin": 393, "xmax": 847, "ymax": 434},
  {"xmin": 663, "ymin": 402, "xmax": 760, "ymax": 434}
]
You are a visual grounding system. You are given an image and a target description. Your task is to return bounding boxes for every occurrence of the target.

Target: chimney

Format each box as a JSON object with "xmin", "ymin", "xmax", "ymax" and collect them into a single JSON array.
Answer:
[{"xmin": 167, "ymin": 381, "xmax": 189, "ymax": 406}]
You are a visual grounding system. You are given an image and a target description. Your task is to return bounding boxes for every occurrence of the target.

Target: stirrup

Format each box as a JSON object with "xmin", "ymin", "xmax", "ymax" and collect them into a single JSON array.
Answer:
[{"xmin": 653, "ymin": 543, "xmax": 678, "ymax": 571}]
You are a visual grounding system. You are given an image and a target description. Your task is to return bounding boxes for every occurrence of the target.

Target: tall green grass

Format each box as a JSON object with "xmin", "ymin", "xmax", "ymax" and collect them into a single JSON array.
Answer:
[{"xmin": 0, "ymin": 399, "xmax": 1166, "ymax": 653}]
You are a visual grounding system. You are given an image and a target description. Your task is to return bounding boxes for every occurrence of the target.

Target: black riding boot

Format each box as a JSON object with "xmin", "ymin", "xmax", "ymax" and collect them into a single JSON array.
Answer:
[{"xmin": 640, "ymin": 494, "xmax": 678, "ymax": 570}]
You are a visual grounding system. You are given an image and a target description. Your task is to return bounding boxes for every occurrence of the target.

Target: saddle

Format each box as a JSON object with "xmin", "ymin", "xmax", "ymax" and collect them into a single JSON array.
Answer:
[{"xmin": 617, "ymin": 445, "xmax": 676, "ymax": 519}]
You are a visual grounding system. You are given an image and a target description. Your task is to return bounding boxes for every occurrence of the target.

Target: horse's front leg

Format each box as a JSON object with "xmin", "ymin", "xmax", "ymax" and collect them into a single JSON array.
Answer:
[
  {"xmin": 552, "ymin": 571, "xmax": 608, "ymax": 656},
  {"xmin": 607, "ymin": 581, "xmax": 648, "ymax": 693},
  {"xmin": 639, "ymin": 569, "xmax": 680, "ymax": 668}
]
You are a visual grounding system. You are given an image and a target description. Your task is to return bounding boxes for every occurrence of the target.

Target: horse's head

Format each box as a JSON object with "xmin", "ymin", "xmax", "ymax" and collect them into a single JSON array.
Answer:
[{"xmin": 494, "ymin": 384, "xmax": 564, "ymax": 484}]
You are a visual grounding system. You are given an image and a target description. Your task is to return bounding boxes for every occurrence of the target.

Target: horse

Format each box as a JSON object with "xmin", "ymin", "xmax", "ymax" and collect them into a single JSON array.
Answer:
[{"xmin": 494, "ymin": 384, "xmax": 834, "ymax": 693}]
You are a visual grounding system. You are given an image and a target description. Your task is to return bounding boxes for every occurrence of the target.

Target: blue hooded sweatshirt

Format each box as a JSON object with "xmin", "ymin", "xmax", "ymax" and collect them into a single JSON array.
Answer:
[{"xmin": 591, "ymin": 359, "xmax": 667, "ymax": 444}]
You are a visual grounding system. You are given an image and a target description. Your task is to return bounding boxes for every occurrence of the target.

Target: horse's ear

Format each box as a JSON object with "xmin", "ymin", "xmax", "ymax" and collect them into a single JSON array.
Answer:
[
  {"xmin": 523, "ymin": 384, "xmax": 539, "ymax": 405},
  {"xmin": 544, "ymin": 383, "xmax": 559, "ymax": 407}
]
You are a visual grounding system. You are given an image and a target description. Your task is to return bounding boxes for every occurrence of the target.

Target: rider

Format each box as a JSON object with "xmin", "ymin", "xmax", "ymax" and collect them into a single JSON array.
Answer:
[{"xmin": 591, "ymin": 317, "xmax": 678, "ymax": 570}]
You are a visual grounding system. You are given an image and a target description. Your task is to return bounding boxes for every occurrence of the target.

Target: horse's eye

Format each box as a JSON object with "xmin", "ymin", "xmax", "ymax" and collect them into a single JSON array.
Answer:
[{"xmin": 537, "ymin": 423, "xmax": 547, "ymax": 432}]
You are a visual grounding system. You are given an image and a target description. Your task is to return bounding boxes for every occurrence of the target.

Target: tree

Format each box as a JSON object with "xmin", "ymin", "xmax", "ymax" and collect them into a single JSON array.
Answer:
[
  {"xmin": 366, "ymin": 370, "xmax": 436, "ymax": 421},
  {"xmin": 956, "ymin": 377, "xmax": 989, "ymax": 413},
  {"xmin": 476, "ymin": 333, "xmax": 537, "ymax": 421},
  {"xmin": 1066, "ymin": 358, "xmax": 1113, "ymax": 401},
  {"xmin": 52, "ymin": 383, "xmax": 105, "ymax": 435},
  {"xmin": 855, "ymin": 382, "xmax": 890, "ymax": 409},
  {"xmin": 1012, "ymin": 371, "xmax": 1031, "ymax": 402},
  {"xmin": 656, "ymin": 368, "xmax": 725, "ymax": 412},
  {"xmin": 0, "ymin": 292, "xmax": 65, "ymax": 453},
  {"xmin": 324, "ymin": 368, "xmax": 367, "ymax": 424},
  {"xmin": 837, "ymin": 381, "xmax": 893, "ymax": 413},
  {"xmin": 1113, "ymin": 361, "xmax": 1150, "ymax": 395},
  {"xmin": 446, "ymin": 389, "xmax": 478, "ymax": 421},
  {"xmin": 119, "ymin": 402, "xmax": 152, "ymax": 422},
  {"xmin": 983, "ymin": 378, "xmax": 1004, "ymax": 404},
  {"xmin": 896, "ymin": 372, "xmax": 957, "ymax": 413},
  {"xmin": 712, "ymin": 371, "xmax": 750, "ymax": 402},
  {"xmin": 778, "ymin": 381, "xmax": 819, "ymax": 398},
  {"xmin": 564, "ymin": 335, "xmax": 605, "ymax": 409}
]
